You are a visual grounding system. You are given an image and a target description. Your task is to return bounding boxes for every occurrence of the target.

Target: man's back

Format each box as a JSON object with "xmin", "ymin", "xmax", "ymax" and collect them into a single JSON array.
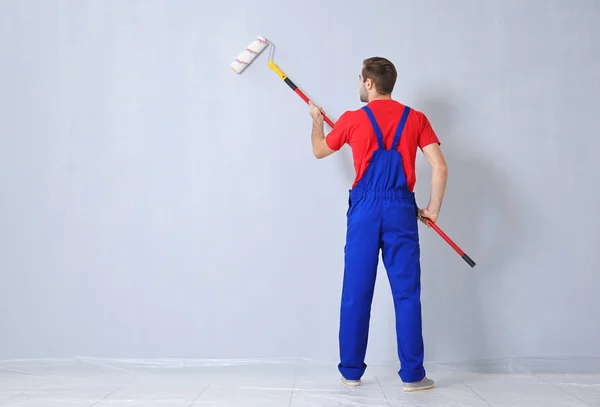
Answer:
[{"xmin": 325, "ymin": 99, "xmax": 439, "ymax": 190}]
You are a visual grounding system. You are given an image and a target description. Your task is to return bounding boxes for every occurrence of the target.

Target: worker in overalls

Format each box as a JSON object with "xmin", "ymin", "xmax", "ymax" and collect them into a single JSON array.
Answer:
[{"xmin": 308, "ymin": 57, "xmax": 448, "ymax": 392}]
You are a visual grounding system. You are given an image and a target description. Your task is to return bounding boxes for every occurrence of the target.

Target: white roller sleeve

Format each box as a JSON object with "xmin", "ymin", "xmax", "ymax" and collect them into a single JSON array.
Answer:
[{"xmin": 230, "ymin": 36, "xmax": 269, "ymax": 74}]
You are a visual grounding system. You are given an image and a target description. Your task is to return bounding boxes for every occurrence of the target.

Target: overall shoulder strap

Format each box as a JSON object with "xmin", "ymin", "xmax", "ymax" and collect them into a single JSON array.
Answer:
[
  {"xmin": 391, "ymin": 106, "xmax": 411, "ymax": 151},
  {"xmin": 362, "ymin": 106, "xmax": 385, "ymax": 150}
]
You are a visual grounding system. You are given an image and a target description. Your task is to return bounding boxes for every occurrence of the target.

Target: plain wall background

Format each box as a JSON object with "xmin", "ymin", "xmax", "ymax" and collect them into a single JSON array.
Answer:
[{"xmin": 1, "ymin": 0, "xmax": 599, "ymax": 368}]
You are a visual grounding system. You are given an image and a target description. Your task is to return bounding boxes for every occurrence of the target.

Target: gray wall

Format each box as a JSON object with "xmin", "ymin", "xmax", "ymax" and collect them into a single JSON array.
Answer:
[{"xmin": 1, "ymin": 0, "xmax": 599, "ymax": 368}]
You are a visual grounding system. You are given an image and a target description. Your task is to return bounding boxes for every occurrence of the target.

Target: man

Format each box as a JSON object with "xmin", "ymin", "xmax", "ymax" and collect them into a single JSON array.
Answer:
[{"xmin": 308, "ymin": 57, "xmax": 448, "ymax": 392}]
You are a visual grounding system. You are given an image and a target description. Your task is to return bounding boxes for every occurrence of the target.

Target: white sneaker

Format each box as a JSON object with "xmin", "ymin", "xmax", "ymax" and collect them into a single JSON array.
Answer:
[{"xmin": 341, "ymin": 376, "xmax": 361, "ymax": 387}]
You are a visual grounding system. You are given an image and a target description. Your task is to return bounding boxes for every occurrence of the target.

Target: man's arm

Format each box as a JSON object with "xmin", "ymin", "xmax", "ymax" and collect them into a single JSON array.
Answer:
[
  {"xmin": 420, "ymin": 143, "xmax": 448, "ymax": 223},
  {"xmin": 311, "ymin": 116, "xmax": 335, "ymax": 159},
  {"xmin": 309, "ymin": 101, "xmax": 336, "ymax": 159}
]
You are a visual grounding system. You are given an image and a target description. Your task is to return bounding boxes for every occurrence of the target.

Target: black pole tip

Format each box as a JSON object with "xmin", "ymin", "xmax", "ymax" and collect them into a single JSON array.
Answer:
[{"xmin": 462, "ymin": 254, "xmax": 476, "ymax": 268}]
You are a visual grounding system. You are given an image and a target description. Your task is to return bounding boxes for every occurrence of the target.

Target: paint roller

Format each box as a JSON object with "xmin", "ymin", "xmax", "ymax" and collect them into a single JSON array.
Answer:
[{"xmin": 230, "ymin": 36, "xmax": 476, "ymax": 268}]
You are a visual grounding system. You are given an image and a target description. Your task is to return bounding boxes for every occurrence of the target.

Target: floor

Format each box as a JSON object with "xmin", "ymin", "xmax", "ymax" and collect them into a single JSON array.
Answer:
[{"xmin": 1, "ymin": 359, "xmax": 599, "ymax": 406}]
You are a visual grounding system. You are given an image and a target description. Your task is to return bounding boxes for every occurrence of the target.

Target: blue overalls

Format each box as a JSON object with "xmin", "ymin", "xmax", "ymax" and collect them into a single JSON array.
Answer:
[{"xmin": 338, "ymin": 105, "xmax": 426, "ymax": 383}]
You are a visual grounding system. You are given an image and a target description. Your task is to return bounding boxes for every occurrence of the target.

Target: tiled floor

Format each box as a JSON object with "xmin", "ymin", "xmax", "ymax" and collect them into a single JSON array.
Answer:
[{"xmin": 1, "ymin": 359, "xmax": 599, "ymax": 406}]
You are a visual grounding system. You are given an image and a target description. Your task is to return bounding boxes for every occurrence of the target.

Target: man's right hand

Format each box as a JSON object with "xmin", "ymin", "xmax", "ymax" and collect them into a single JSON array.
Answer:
[{"xmin": 418, "ymin": 208, "xmax": 438, "ymax": 227}]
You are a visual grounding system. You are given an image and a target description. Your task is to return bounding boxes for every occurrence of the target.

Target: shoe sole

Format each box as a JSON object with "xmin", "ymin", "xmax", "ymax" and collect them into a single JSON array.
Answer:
[
  {"xmin": 403, "ymin": 383, "xmax": 435, "ymax": 392},
  {"xmin": 341, "ymin": 380, "xmax": 361, "ymax": 387}
]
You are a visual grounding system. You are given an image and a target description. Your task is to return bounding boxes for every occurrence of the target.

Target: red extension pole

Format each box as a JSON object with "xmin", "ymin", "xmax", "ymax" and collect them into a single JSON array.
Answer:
[{"xmin": 427, "ymin": 221, "xmax": 476, "ymax": 268}]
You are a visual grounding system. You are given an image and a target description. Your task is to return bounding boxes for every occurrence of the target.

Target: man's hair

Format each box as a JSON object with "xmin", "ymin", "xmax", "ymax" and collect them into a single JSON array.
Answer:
[{"xmin": 361, "ymin": 57, "xmax": 397, "ymax": 95}]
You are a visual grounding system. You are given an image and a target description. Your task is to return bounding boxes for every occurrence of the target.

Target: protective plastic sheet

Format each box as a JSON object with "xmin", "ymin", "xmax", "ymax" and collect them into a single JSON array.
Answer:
[{"xmin": 1, "ymin": 358, "xmax": 599, "ymax": 406}]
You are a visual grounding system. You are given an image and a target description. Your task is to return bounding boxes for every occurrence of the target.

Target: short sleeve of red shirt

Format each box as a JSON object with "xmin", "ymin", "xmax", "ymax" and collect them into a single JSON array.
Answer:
[
  {"xmin": 325, "ymin": 111, "xmax": 353, "ymax": 151},
  {"xmin": 417, "ymin": 112, "xmax": 441, "ymax": 149}
]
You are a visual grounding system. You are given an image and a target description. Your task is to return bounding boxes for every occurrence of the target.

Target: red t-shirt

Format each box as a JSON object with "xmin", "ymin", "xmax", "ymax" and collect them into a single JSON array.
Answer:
[{"xmin": 325, "ymin": 99, "xmax": 440, "ymax": 191}]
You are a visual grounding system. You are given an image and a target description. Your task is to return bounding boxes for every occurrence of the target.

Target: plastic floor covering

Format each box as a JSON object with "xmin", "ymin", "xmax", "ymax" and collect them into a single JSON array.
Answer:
[{"xmin": 1, "ymin": 358, "xmax": 599, "ymax": 406}]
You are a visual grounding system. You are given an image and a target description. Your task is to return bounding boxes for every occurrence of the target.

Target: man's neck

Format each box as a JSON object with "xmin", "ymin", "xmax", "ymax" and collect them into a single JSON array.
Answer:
[{"xmin": 368, "ymin": 94, "xmax": 392, "ymax": 102}]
